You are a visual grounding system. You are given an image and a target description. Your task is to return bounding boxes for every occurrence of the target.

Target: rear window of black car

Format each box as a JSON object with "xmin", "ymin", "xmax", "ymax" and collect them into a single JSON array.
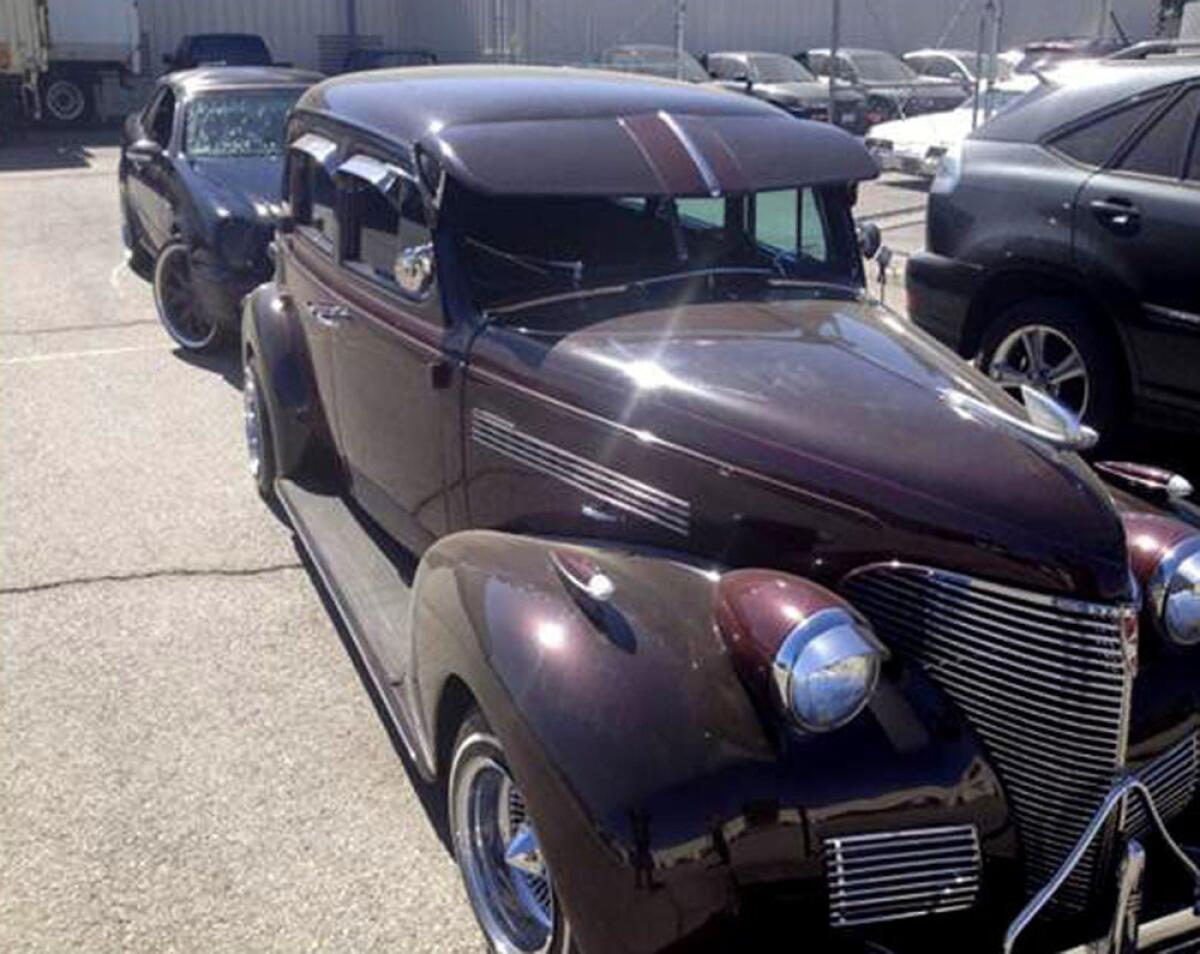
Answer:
[{"xmin": 1050, "ymin": 94, "xmax": 1164, "ymax": 167}]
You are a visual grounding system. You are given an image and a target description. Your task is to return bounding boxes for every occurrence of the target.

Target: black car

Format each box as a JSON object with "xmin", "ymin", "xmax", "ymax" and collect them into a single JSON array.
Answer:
[
  {"xmin": 120, "ymin": 66, "xmax": 321, "ymax": 351},
  {"xmin": 798, "ymin": 47, "xmax": 968, "ymax": 124},
  {"xmin": 339, "ymin": 47, "xmax": 438, "ymax": 73},
  {"xmin": 704, "ymin": 50, "xmax": 868, "ymax": 131},
  {"xmin": 163, "ymin": 33, "xmax": 274, "ymax": 72},
  {"xmin": 907, "ymin": 57, "xmax": 1200, "ymax": 443}
]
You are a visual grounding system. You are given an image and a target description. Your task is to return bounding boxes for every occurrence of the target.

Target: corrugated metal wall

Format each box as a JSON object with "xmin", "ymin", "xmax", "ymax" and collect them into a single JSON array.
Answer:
[
  {"xmin": 402, "ymin": 0, "xmax": 1161, "ymax": 64},
  {"xmin": 135, "ymin": 0, "xmax": 1163, "ymax": 72}
]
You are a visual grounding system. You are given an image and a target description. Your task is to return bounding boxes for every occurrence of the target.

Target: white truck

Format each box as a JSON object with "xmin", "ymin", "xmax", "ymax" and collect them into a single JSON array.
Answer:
[
  {"xmin": 0, "ymin": 0, "xmax": 45, "ymax": 126},
  {"xmin": 0, "ymin": 0, "xmax": 140, "ymax": 127}
]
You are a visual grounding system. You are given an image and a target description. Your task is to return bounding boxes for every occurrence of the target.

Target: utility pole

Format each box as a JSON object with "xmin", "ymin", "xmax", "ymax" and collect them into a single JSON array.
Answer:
[
  {"xmin": 675, "ymin": 1, "xmax": 687, "ymax": 80},
  {"xmin": 986, "ymin": 0, "xmax": 1004, "ymax": 119},
  {"xmin": 829, "ymin": 0, "xmax": 841, "ymax": 126}
]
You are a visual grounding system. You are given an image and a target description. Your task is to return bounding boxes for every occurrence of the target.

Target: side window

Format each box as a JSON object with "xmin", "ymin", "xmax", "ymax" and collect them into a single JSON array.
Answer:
[
  {"xmin": 289, "ymin": 148, "xmax": 339, "ymax": 252},
  {"xmin": 926, "ymin": 57, "xmax": 959, "ymax": 79},
  {"xmin": 1051, "ymin": 95, "xmax": 1164, "ymax": 168},
  {"xmin": 677, "ymin": 197, "xmax": 725, "ymax": 230},
  {"xmin": 906, "ymin": 55, "xmax": 930, "ymax": 75},
  {"xmin": 342, "ymin": 157, "xmax": 433, "ymax": 296},
  {"xmin": 1188, "ymin": 127, "xmax": 1200, "ymax": 182},
  {"xmin": 1118, "ymin": 88, "xmax": 1200, "ymax": 179},
  {"xmin": 149, "ymin": 89, "xmax": 175, "ymax": 148},
  {"xmin": 754, "ymin": 188, "xmax": 829, "ymax": 263}
]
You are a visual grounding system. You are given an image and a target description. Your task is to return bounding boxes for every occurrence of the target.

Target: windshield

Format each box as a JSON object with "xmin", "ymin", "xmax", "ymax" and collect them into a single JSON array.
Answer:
[
  {"xmin": 852, "ymin": 51, "xmax": 917, "ymax": 82},
  {"xmin": 750, "ymin": 54, "xmax": 815, "ymax": 83},
  {"xmin": 447, "ymin": 185, "xmax": 858, "ymax": 315},
  {"xmin": 604, "ymin": 49, "xmax": 710, "ymax": 83},
  {"xmin": 184, "ymin": 89, "xmax": 302, "ymax": 158}
]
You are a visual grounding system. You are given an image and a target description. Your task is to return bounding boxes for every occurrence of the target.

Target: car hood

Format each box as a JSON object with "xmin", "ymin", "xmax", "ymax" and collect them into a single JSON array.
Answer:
[
  {"xmin": 869, "ymin": 107, "xmax": 972, "ymax": 145},
  {"xmin": 756, "ymin": 80, "xmax": 836, "ymax": 103},
  {"xmin": 184, "ymin": 155, "xmax": 286, "ymax": 212},
  {"xmin": 514, "ymin": 292, "xmax": 1128, "ymax": 598}
]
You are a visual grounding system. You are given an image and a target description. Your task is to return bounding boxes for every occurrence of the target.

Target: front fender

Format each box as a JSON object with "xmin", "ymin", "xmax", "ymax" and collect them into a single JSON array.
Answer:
[
  {"xmin": 241, "ymin": 282, "xmax": 327, "ymax": 477},
  {"xmin": 409, "ymin": 531, "xmax": 1009, "ymax": 954}
]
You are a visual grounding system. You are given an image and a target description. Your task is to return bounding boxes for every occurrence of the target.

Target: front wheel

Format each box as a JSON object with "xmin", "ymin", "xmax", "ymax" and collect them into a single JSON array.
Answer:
[
  {"xmin": 978, "ymin": 297, "xmax": 1124, "ymax": 442},
  {"xmin": 153, "ymin": 242, "xmax": 223, "ymax": 352},
  {"xmin": 448, "ymin": 710, "xmax": 573, "ymax": 954}
]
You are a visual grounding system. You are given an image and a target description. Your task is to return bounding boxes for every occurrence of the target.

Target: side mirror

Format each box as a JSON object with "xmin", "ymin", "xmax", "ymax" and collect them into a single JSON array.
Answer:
[
  {"xmin": 126, "ymin": 138, "xmax": 163, "ymax": 162},
  {"xmin": 858, "ymin": 222, "xmax": 882, "ymax": 259}
]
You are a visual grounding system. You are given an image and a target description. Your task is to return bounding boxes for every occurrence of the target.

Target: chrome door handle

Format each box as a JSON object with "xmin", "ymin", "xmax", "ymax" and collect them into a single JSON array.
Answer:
[
  {"xmin": 306, "ymin": 302, "xmax": 352, "ymax": 326},
  {"xmin": 1090, "ymin": 198, "xmax": 1141, "ymax": 231}
]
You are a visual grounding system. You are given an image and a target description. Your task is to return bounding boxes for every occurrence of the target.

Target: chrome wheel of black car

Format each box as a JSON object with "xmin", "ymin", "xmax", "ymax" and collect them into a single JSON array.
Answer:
[
  {"xmin": 987, "ymin": 323, "xmax": 1090, "ymax": 418},
  {"xmin": 450, "ymin": 712, "xmax": 568, "ymax": 954},
  {"xmin": 154, "ymin": 243, "xmax": 220, "ymax": 351}
]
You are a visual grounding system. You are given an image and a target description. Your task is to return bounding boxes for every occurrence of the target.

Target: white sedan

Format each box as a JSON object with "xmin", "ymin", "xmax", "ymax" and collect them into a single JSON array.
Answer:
[{"xmin": 865, "ymin": 80, "xmax": 1036, "ymax": 177}]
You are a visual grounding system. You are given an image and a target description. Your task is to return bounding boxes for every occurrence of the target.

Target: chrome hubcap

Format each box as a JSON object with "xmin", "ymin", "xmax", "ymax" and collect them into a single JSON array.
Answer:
[
  {"xmin": 988, "ymin": 324, "xmax": 1090, "ymax": 418},
  {"xmin": 154, "ymin": 245, "xmax": 217, "ymax": 349},
  {"xmin": 243, "ymin": 365, "xmax": 262, "ymax": 480},
  {"xmin": 454, "ymin": 750, "xmax": 553, "ymax": 954}
]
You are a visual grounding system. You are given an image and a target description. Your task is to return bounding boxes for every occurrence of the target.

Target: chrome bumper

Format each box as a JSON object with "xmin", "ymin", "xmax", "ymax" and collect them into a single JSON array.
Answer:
[{"xmin": 1007, "ymin": 776, "xmax": 1200, "ymax": 953}]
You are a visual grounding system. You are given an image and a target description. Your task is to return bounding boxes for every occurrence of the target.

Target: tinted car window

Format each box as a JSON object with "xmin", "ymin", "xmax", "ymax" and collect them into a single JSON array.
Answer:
[
  {"xmin": 1189, "ymin": 129, "xmax": 1200, "ymax": 182},
  {"xmin": 149, "ymin": 89, "xmax": 175, "ymax": 148},
  {"xmin": 346, "ymin": 181, "xmax": 430, "ymax": 290},
  {"xmin": 188, "ymin": 35, "xmax": 271, "ymax": 66},
  {"xmin": 1051, "ymin": 96, "xmax": 1163, "ymax": 168},
  {"xmin": 805, "ymin": 53, "xmax": 830, "ymax": 76},
  {"xmin": 1119, "ymin": 88, "xmax": 1200, "ymax": 179},
  {"xmin": 749, "ymin": 54, "xmax": 814, "ymax": 83},
  {"xmin": 290, "ymin": 153, "xmax": 339, "ymax": 251},
  {"xmin": 184, "ymin": 89, "xmax": 301, "ymax": 158}
]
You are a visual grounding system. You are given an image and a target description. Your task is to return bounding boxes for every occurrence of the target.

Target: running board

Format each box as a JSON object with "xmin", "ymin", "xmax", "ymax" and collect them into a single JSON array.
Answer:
[{"xmin": 276, "ymin": 478, "xmax": 428, "ymax": 772}]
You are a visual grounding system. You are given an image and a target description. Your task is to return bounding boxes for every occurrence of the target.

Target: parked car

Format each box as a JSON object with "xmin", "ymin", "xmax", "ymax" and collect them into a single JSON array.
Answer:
[
  {"xmin": 163, "ymin": 33, "xmax": 274, "ymax": 72},
  {"xmin": 866, "ymin": 81, "xmax": 1035, "ymax": 177},
  {"xmin": 339, "ymin": 47, "xmax": 437, "ymax": 73},
  {"xmin": 244, "ymin": 64, "xmax": 1200, "ymax": 954},
  {"xmin": 902, "ymin": 47, "xmax": 1017, "ymax": 92},
  {"xmin": 704, "ymin": 50, "xmax": 868, "ymax": 130},
  {"xmin": 1013, "ymin": 35, "xmax": 1128, "ymax": 74},
  {"xmin": 598, "ymin": 43, "xmax": 712, "ymax": 83},
  {"xmin": 907, "ymin": 57, "xmax": 1200, "ymax": 441},
  {"xmin": 798, "ymin": 47, "xmax": 967, "ymax": 124},
  {"xmin": 120, "ymin": 66, "xmax": 321, "ymax": 351}
]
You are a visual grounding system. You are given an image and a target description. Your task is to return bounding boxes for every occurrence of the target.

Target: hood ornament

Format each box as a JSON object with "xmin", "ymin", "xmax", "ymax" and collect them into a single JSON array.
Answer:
[{"xmin": 941, "ymin": 385, "xmax": 1099, "ymax": 452}]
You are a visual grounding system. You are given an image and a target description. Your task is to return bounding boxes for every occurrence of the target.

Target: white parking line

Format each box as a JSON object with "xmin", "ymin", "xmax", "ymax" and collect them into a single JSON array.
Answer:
[{"xmin": 0, "ymin": 344, "xmax": 170, "ymax": 366}]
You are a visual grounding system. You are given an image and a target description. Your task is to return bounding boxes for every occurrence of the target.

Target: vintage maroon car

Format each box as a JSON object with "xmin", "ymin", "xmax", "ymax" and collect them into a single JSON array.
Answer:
[{"xmin": 241, "ymin": 66, "xmax": 1200, "ymax": 953}]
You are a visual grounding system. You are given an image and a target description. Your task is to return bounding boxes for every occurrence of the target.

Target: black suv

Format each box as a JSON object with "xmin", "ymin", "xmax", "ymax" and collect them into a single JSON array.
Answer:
[{"xmin": 907, "ymin": 58, "xmax": 1200, "ymax": 442}]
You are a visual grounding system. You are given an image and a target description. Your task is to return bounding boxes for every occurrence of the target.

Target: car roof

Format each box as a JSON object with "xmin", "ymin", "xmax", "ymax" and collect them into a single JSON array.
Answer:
[
  {"xmin": 166, "ymin": 66, "xmax": 323, "ymax": 94},
  {"xmin": 709, "ymin": 51, "xmax": 791, "ymax": 59},
  {"xmin": 805, "ymin": 48, "xmax": 891, "ymax": 56},
  {"xmin": 296, "ymin": 65, "xmax": 877, "ymax": 196},
  {"xmin": 976, "ymin": 58, "xmax": 1200, "ymax": 142}
]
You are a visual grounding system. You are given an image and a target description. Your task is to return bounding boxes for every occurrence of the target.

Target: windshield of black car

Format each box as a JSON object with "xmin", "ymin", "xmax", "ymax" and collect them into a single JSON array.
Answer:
[
  {"xmin": 852, "ymin": 52, "xmax": 917, "ymax": 82},
  {"xmin": 184, "ymin": 89, "xmax": 302, "ymax": 158},
  {"xmin": 750, "ymin": 54, "xmax": 815, "ymax": 83},
  {"xmin": 448, "ymin": 186, "xmax": 858, "ymax": 313}
]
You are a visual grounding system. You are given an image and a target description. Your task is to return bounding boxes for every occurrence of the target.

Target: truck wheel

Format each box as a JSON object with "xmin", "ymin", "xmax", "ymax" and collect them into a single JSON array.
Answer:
[
  {"xmin": 41, "ymin": 72, "xmax": 94, "ymax": 127},
  {"xmin": 449, "ymin": 709, "xmax": 574, "ymax": 954},
  {"xmin": 979, "ymin": 297, "xmax": 1124, "ymax": 442},
  {"xmin": 242, "ymin": 356, "xmax": 277, "ymax": 501}
]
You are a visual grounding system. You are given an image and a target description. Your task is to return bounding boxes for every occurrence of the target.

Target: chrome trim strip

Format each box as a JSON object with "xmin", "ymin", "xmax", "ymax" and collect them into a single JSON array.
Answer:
[
  {"xmin": 471, "ymin": 409, "xmax": 691, "ymax": 537},
  {"xmin": 657, "ymin": 110, "xmax": 722, "ymax": 197},
  {"xmin": 290, "ymin": 132, "xmax": 338, "ymax": 166},
  {"xmin": 1145, "ymin": 301, "xmax": 1200, "ymax": 329}
]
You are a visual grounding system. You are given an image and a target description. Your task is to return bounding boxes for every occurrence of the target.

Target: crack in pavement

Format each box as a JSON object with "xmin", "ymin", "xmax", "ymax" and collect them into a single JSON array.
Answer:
[{"xmin": 0, "ymin": 562, "xmax": 304, "ymax": 597}]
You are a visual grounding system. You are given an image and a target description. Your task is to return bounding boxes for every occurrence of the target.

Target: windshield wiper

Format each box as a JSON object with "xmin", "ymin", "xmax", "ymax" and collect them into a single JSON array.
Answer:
[{"xmin": 465, "ymin": 237, "xmax": 585, "ymax": 285}]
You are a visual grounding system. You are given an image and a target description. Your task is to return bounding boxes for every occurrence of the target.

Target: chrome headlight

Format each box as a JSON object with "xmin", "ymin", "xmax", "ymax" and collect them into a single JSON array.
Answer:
[
  {"xmin": 1152, "ymin": 537, "xmax": 1200, "ymax": 646},
  {"xmin": 771, "ymin": 607, "xmax": 885, "ymax": 731}
]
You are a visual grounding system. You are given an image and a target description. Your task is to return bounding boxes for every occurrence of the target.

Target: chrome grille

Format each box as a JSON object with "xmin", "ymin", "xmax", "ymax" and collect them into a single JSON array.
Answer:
[
  {"xmin": 471, "ymin": 409, "xmax": 690, "ymax": 536},
  {"xmin": 843, "ymin": 565, "xmax": 1135, "ymax": 908},
  {"xmin": 1127, "ymin": 730, "xmax": 1199, "ymax": 836},
  {"xmin": 824, "ymin": 825, "xmax": 981, "ymax": 927}
]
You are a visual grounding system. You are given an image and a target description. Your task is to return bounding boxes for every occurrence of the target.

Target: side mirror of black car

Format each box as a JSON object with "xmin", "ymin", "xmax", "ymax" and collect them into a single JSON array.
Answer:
[
  {"xmin": 126, "ymin": 138, "xmax": 163, "ymax": 162},
  {"xmin": 858, "ymin": 222, "xmax": 882, "ymax": 259}
]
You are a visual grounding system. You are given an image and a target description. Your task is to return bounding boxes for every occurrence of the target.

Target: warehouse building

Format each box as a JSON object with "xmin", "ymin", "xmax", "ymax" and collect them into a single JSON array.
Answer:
[{"xmin": 134, "ymin": 0, "xmax": 1165, "ymax": 73}]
